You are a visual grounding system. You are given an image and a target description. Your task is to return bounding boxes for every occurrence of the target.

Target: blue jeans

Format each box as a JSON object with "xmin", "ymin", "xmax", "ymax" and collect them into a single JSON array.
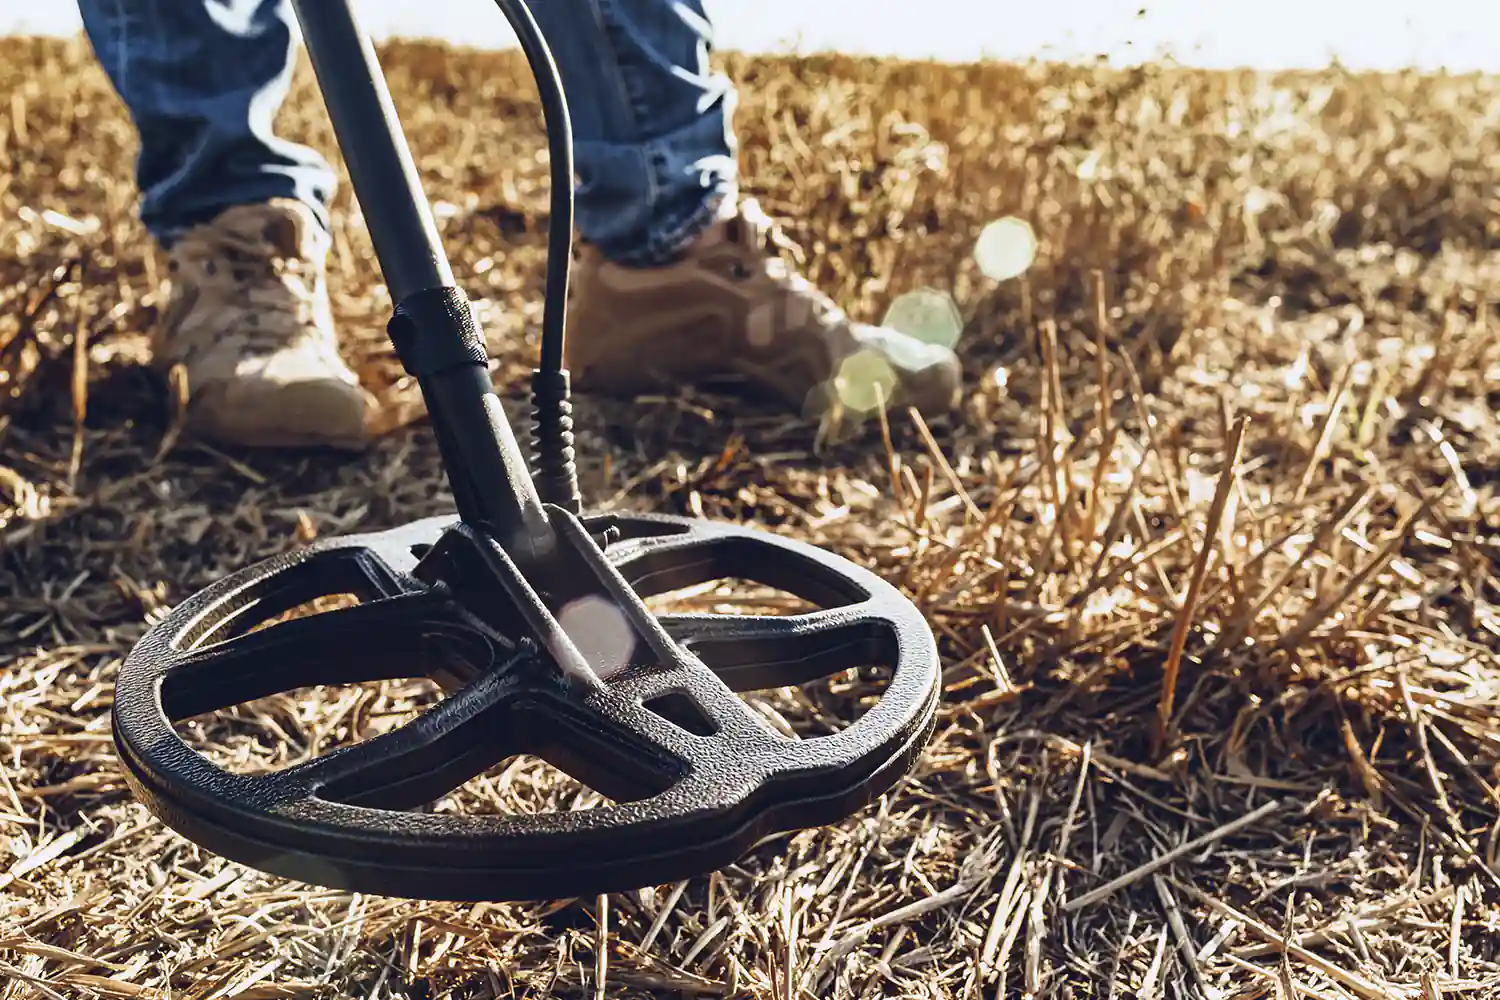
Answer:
[{"xmin": 77, "ymin": 0, "xmax": 739, "ymax": 266}]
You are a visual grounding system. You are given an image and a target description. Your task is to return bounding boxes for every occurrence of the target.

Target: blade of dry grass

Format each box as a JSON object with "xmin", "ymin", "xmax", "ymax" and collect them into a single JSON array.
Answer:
[
  {"xmin": 1065, "ymin": 799, "xmax": 1283, "ymax": 913},
  {"xmin": 1155, "ymin": 415, "xmax": 1248, "ymax": 753},
  {"xmin": 1168, "ymin": 878, "xmax": 1413, "ymax": 1000}
]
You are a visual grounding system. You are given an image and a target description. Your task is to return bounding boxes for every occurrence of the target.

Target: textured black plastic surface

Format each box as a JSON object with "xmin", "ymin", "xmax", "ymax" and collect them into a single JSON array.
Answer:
[{"xmin": 112, "ymin": 511, "xmax": 941, "ymax": 901}]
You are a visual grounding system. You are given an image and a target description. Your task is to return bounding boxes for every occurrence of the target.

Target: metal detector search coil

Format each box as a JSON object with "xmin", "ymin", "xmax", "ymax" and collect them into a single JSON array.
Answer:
[{"xmin": 110, "ymin": 0, "xmax": 942, "ymax": 902}]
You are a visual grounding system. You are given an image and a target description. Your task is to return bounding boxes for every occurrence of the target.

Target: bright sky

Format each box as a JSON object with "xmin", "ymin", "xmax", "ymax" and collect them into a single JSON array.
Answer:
[{"xmin": 4, "ymin": 0, "xmax": 1500, "ymax": 72}]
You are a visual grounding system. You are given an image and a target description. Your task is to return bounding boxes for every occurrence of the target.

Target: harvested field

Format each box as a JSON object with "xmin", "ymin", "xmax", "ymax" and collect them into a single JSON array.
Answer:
[{"xmin": 6, "ymin": 31, "xmax": 1500, "ymax": 999}]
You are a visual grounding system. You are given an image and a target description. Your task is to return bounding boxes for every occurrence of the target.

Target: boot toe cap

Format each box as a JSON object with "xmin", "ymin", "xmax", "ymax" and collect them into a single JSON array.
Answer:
[{"xmin": 190, "ymin": 373, "xmax": 377, "ymax": 451}]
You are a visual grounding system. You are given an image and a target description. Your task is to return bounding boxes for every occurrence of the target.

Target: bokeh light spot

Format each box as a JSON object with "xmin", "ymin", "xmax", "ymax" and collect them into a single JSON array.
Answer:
[
  {"xmin": 882, "ymin": 287, "xmax": 963, "ymax": 349},
  {"xmin": 834, "ymin": 350, "xmax": 898, "ymax": 416},
  {"xmin": 557, "ymin": 594, "xmax": 636, "ymax": 681},
  {"xmin": 974, "ymin": 216, "xmax": 1038, "ymax": 281}
]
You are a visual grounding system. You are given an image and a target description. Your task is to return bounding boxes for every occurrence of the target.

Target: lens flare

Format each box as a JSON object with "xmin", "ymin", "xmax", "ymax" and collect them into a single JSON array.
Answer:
[
  {"xmin": 974, "ymin": 216, "xmax": 1038, "ymax": 282},
  {"xmin": 557, "ymin": 594, "xmax": 636, "ymax": 681},
  {"xmin": 881, "ymin": 287, "xmax": 963, "ymax": 349},
  {"xmin": 834, "ymin": 350, "xmax": 898, "ymax": 416}
]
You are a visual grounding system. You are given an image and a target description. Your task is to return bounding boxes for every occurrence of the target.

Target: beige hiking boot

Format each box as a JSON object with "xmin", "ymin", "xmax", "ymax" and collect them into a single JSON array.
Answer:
[
  {"xmin": 152, "ymin": 199, "xmax": 377, "ymax": 450},
  {"xmin": 564, "ymin": 198, "xmax": 962, "ymax": 420}
]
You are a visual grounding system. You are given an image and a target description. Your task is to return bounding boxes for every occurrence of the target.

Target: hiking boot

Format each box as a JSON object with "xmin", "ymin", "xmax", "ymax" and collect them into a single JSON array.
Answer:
[
  {"xmin": 563, "ymin": 198, "xmax": 962, "ymax": 420},
  {"xmin": 152, "ymin": 199, "xmax": 376, "ymax": 450}
]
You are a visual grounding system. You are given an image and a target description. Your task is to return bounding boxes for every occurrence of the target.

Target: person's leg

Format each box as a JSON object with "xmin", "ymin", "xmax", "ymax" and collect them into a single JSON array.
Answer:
[
  {"xmin": 79, "ymin": 0, "xmax": 335, "ymax": 243},
  {"xmin": 79, "ymin": 0, "xmax": 374, "ymax": 450},
  {"xmin": 522, "ymin": 0, "xmax": 737, "ymax": 266},
  {"xmin": 530, "ymin": 0, "xmax": 962, "ymax": 420}
]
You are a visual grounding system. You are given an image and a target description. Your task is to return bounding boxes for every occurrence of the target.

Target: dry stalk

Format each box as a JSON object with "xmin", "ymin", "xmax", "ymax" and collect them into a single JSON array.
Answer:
[
  {"xmin": 1169, "ymin": 878, "xmax": 1414, "ymax": 1000},
  {"xmin": 1155, "ymin": 415, "xmax": 1248, "ymax": 754},
  {"xmin": 1065, "ymin": 798, "xmax": 1282, "ymax": 913}
]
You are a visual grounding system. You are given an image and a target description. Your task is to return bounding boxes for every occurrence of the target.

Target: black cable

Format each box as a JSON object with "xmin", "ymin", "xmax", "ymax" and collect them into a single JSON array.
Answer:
[
  {"xmin": 488, "ymin": 0, "xmax": 581, "ymax": 512},
  {"xmin": 490, "ymin": 0, "xmax": 573, "ymax": 374}
]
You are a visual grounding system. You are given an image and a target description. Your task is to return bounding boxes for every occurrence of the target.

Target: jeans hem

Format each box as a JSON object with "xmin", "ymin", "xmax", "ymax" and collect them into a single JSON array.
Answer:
[{"xmin": 605, "ymin": 183, "xmax": 734, "ymax": 267}]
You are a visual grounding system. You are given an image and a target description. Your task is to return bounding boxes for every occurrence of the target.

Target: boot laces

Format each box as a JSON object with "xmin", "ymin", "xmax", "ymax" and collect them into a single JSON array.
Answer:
[
  {"xmin": 730, "ymin": 199, "xmax": 845, "ymax": 329},
  {"xmin": 166, "ymin": 209, "xmax": 327, "ymax": 362}
]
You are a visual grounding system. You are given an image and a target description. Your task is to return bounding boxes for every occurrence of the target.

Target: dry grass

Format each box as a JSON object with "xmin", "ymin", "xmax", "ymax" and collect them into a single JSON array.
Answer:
[{"xmin": 5, "ymin": 32, "xmax": 1500, "ymax": 999}]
